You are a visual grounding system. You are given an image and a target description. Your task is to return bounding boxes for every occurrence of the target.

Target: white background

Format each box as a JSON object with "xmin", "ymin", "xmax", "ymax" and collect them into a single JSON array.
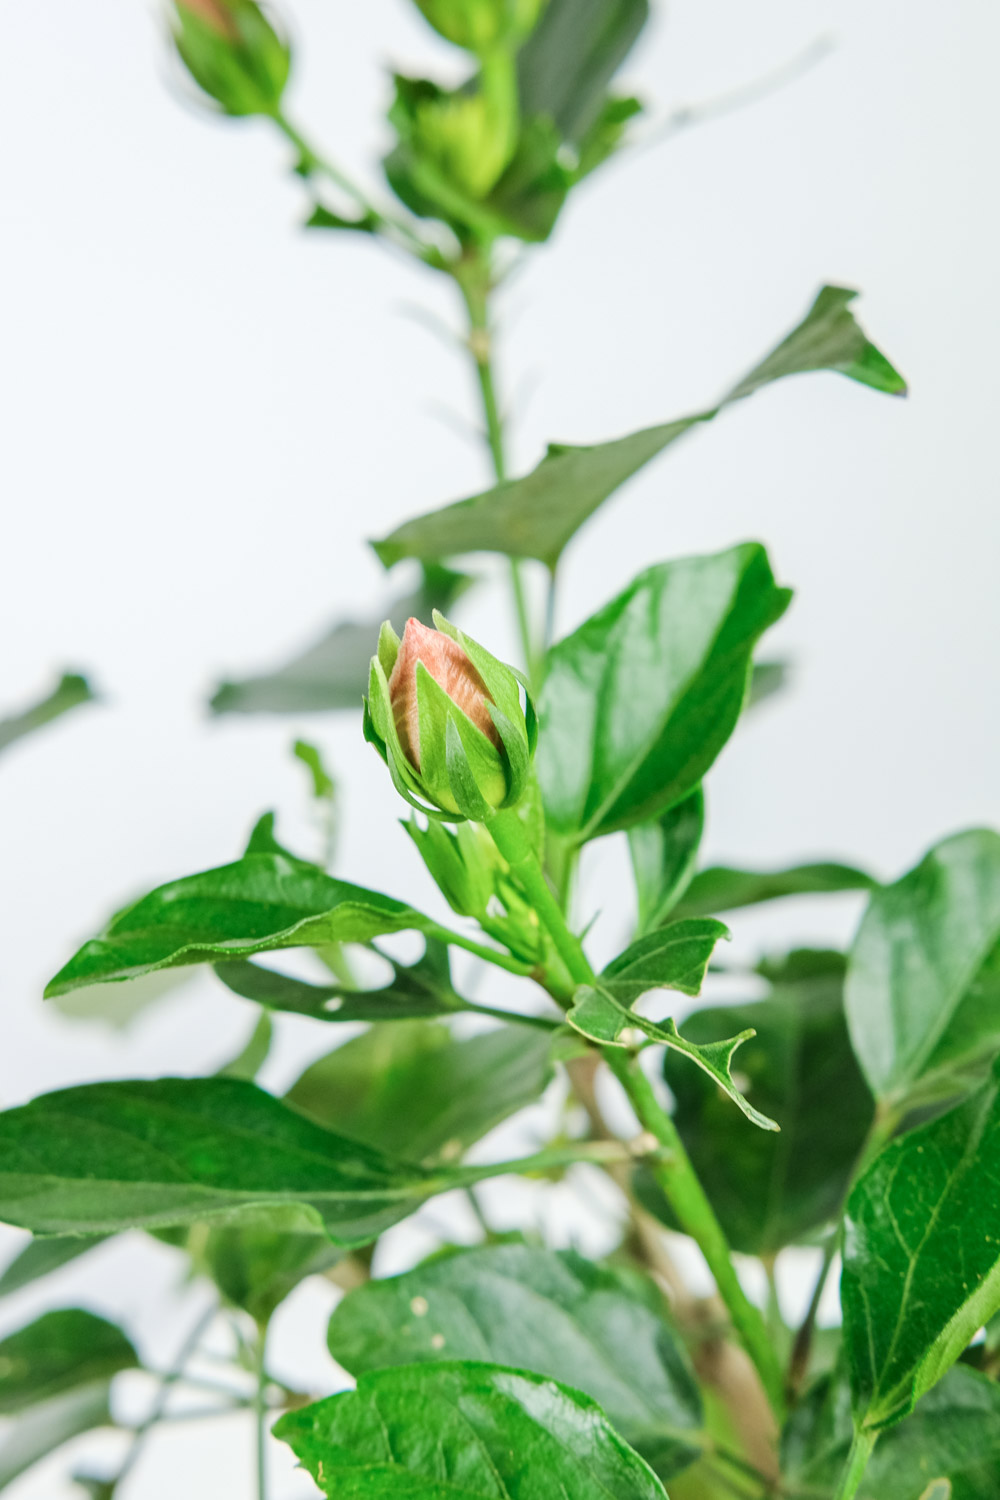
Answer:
[{"xmin": 1, "ymin": 0, "xmax": 998, "ymax": 1493}]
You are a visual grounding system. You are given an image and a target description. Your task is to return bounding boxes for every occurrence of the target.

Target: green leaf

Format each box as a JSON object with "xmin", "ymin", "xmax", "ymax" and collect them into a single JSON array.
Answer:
[
  {"xmin": 274, "ymin": 1361, "xmax": 670, "ymax": 1498},
  {"xmin": 628, "ymin": 788, "xmax": 705, "ymax": 934},
  {"xmin": 326, "ymin": 1243, "xmax": 703, "ymax": 1479},
  {"xmin": 0, "ymin": 1077, "xmax": 441, "ymax": 1246},
  {"xmin": 672, "ymin": 860, "xmax": 874, "ymax": 920},
  {"xmin": 217, "ymin": 1008, "xmax": 273, "ymax": 1080},
  {"xmin": 0, "ymin": 1309, "xmax": 137, "ymax": 1415},
  {"xmin": 841, "ymin": 1058, "xmax": 1000, "ymax": 1430},
  {"xmin": 306, "ymin": 202, "xmax": 379, "ymax": 234},
  {"xmin": 641, "ymin": 951, "xmax": 873, "ymax": 1253},
  {"xmin": 0, "ymin": 1235, "xmax": 107, "ymax": 1301},
  {"xmin": 0, "ymin": 1386, "xmax": 116, "ymax": 1492},
  {"xmin": 44, "ymin": 851, "xmax": 446, "ymax": 998},
  {"xmin": 782, "ymin": 1365, "xmax": 1000, "ymax": 1499},
  {"xmin": 596, "ymin": 920, "xmax": 731, "ymax": 1003},
  {"xmin": 845, "ymin": 829, "xmax": 1000, "ymax": 1109},
  {"xmin": 209, "ymin": 564, "xmax": 470, "ymax": 715},
  {"xmin": 537, "ymin": 545, "xmax": 791, "ymax": 841},
  {"xmin": 293, "ymin": 739, "xmax": 336, "ymax": 801},
  {"xmin": 190, "ymin": 1224, "xmax": 343, "ymax": 1324},
  {"xmin": 516, "ymin": 0, "xmax": 649, "ymax": 143},
  {"xmin": 48, "ymin": 968, "xmax": 198, "ymax": 1030},
  {"xmin": 215, "ymin": 939, "xmax": 466, "ymax": 1023},
  {"xmin": 748, "ymin": 657, "xmax": 789, "ymax": 708},
  {"xmin": 371, "ymin": 287, "xmax": 905, "ymax": 570},
  {"xmin": 285, "ymin": 1020, "xmax": 554, "ymax": 1163},
  {"xmin": 0, "ymin": 672, "xmax": 95, "ymax": 755}
]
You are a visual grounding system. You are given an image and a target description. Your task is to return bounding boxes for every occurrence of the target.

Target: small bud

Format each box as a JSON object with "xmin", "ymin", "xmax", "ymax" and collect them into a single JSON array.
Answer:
[
  {"xmin": 365, "ymin": 612, "xmax": 535, "ymax": 821},
  {"xmin": 413, "ymin": 0, "xmax": 546, "ymax": 54},
  {"xmin": 170, "ymin": 0, "xmax": 290, "ymax": 118}
]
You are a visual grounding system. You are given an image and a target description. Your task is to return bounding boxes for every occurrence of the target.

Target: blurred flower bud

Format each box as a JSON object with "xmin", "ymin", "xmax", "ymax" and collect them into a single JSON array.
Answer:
[
  {"xmin": 412, "ymin": 85, "xmax": 515, "ymax": 199},
  {"xmin": 170, "ymin": 0, "xmax": 290, "ymax": 118},
  {"xmin": 414, "ymin": 0, "xmax": 546, "ymax": 54},
  {"xmin": 365, "ymin": 613, "xmax": 535, "ymax": 820}
]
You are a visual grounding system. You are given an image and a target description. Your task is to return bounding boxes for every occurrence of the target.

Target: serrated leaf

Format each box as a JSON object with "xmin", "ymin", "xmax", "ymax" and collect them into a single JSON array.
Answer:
[
  {"xmin": 841, "ymin": 1059, "xmax": 1000, "ymax": 1430},
  {"xmin": 274, "ymin": 1360, "xmax": 669, "ymax": 1498},
  {"xmin": 327, "ymin": 1243, "xmax": 703, "ymax": 1479},
  {"xmin": 845, "ymin": 829, "xmax": 1000, "ymax": 1110},
  {"xmin": 642, "ymin": 951, "xmax": 873, "ymax": 1253},
  {"xmin": 285, "ymin": 1021, "xmax": 554, "ymax": 1163},
  {"xmin": 672, "ymin": 860, "xmax": 875, "ymax": 920},
  {"xmin": 537, "ymin": 545, "xmax": 791, "ymax": 842},
  {"xmin": 372, "ymin": 288, "xmax": 905, "ymax": 570},
  {"xmin": 0, "ymin": 672, "xmax": 95, "ymax": 755},
  {"xmin": 209, "ymin": 564, "xmax": 470, "ymax": 714},
  {"xmin": 44, "ymin": 851, "xmax": 449, "ymax": 998},
  {"xmin": 628, "ymin": 788, "xmax": 705, "ymax": 934}
]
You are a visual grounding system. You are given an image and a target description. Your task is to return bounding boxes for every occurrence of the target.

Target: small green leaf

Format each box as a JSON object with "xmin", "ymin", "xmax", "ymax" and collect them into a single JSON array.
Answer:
[
  {"xmin": 293, "ymin": 739, "xmax": 335, "ymax": 801},
  {"xmin": 215, "ymin": 939, "xmax": 466, "ymax": 1023},
  {"xmin": 841, "ymin": 1058, "xmax": 1000, "ymax": 1430},
  {"xmin": 306, "ymin": 202, "xmax": 379, "ymax": 234},
  {"xmin": 782, "ymin": 1365, "xmax": 1000, "ymax": 1499},
  {"xmin": 0, "ymin": 672, "xmax": 95, "ymax": 755},
  {"xmin": 0, "ymin": 1236, "xmax": 108, "ymax": 1301},
  {"xmin": 642, "ymin": 951, "xmax": 873, "ymax": 1253},
  {"xmin": 628, "ymin": 788, "xmax": 705, "ymax": 934},
  {"xmin": 537, "ymin": 545, "xmax": 791, "ymax": 841},
  {"xmin": 0, "ymin": 1309, "xmax": 137, "ymax": 1415},
  {"xmin": 285, "ymin": 1021, "xmax": 554, "ymax": 1163},
  {"xmin": 372, "ymin": 288, "xmax": 905, "ymax": 570},
  {"xmin": 327, "ymin": 1243, "xmax": 703, "ymax": 1479},
  {"xmin": 0, "ymin": 1077, "xmax": 439, "ymax": 1246},
  {"xmin": 598, "ymin": 920, "xmax": 731, "ymax": 1003},
  {"xmin": 845, "ymin": 829, "xmax": 1000, "ymax": 1108},
  {"xmin": 274, "ymin": 1361, "xmax": 670, "ymax": 1498},
  {"xmin": 672, "ymin": 860, "xmax": 874, "ymax": 920},
  {"xmin": 209, "ymin": 564, "xmax": 470, "ymax": 715},
  {"xmin": 44, "ymin": 851, "xmax": 447, "ymax": 998}
]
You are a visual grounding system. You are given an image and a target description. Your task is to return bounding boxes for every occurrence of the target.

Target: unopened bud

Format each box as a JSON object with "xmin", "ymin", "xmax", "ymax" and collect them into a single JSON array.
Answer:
[
  {"xmin": 177, "ymin": 0, "xmax": 238, "ymax": 38},
  {"xmin": 170, "ymin": 0, "xmax": 290, "ymax": 118},
  {"xmin": 365, "ymin": 612, "xmax": 535, "ymax": 821}
]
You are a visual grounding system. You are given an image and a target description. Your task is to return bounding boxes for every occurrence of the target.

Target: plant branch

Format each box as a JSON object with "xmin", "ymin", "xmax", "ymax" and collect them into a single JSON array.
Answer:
[
  {"xmin": 832, "ymin": 1429, "xmax": 878, "ymax": 1500},
  {"xmin": 253, "ymin": 1320, "xmax": 270, "ymax": 1500}
]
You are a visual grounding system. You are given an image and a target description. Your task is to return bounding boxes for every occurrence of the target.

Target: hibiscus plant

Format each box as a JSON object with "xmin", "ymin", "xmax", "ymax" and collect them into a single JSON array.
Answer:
[{"xmin": 3, "ymin": 3, "xmax": 999, "ymax": 1500}]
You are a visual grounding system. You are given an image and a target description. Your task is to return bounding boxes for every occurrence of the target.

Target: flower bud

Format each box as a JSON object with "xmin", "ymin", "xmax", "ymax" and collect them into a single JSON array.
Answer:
[
  {"xmin": 364, "ymin": 612, "xmax": 535, "ymax": 821},
  {"xmin": 413, "ymin": 0, "xmax": 546, "ymax": 54},
  {"xmin": 171, "ymin": 0, "xmax": 290, "ymax": 118}
]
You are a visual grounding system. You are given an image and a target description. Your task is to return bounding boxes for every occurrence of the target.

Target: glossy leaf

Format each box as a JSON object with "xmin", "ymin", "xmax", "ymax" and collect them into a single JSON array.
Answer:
[
  {"xmin": 628, "ymin": 788, "xmax": 705, "ymax": 934},
  {"xmin": 845, "ymin": 829, "xmax": 1000, "ymax": 1108},
  {"xmin": 274, "ymin": 1361, "xmax": 670, "ymax": 1499},
  {"xmin": 209, "ymin": 564, "xmax": 470, "ymax": 715},
  {"xmin": 0, "ymin": 1077, "xmax": 441, "ymax": 1246},
  {"xmin": 372, "ymin": 288, "xmax": 905, "ymax": 569},
  {"xmin": 0, "ymin": 672, "xmax": 94, "ymax": 754},
  {"xmin": 215, "ymin": 939, "xmax": 466, "ymax": 1023},
  {"xmin": 327, "ymin": 1243, "xmax": 703, "ymax": 1478},
  {"xmin": 841, "ymin": 1059, "xmax": 1000, "ymax": 1429},
  {"xmin": 44, "ymin": 851, "xmax": 447, "ymax": 998},
  {"xmin": 783, "ymin": 1365, "xmax": 1000, "ymax": 1499},
  {"xmin": 595, "ymin": 919, "xmax": 729, "ymax": 1004},
  {"xmin": 286, "ymin": 1020, "xmax": 554, "ymax": 1163},
  {"xmin": 644, "ymin": 951, "xmax": 873, "ymax": 1253},
  {"xmin": 671, "ymin": 860, "xmax": 874, "ymax": 920},
  {"xmin": 0, "ymin": 1235, "xmax": 107, "ymax": 1300},
  {"xmin": 517, "ymin": 0, "xmax": 649, "ymax": 143},
  {"xmin": 537, "ymin": 545, "xmax": 791, "ymax": 841}
]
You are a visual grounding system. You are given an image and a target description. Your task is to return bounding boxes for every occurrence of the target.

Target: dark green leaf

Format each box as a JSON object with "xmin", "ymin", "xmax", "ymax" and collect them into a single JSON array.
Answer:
[
  {"xmin": 327, "ymin": 1243, "xmax": 703, "ymax": 1479},
  {"xmin": 0, "ymin": 1077, "xmax": 440, "ymax": 1246},
  {"xmin": 0, "ymin": 672, "xmax": 95, "ymax": 755},
  {"xmin": 274, "ymin": 1361, "xmax": 669, "ymax": 1498},
  {"xmin": 845, "ymin": 829, "xmax": 1000, "ymax": 1109},
  {"xmin": 783, "ymin": 1365, "xmax": 1000, "ymax": 1499},
  {"xmin": 0, "ymin": 1236, "xmax": 107, "ymax": 1301},
  {"xmin": 596, "ymin": 920, "xmax": 730, "ymax": 1004},
  {"xmin": 537, "ymin": 545, "xmax": 791, "ymax": 841},
  {"xmin": 643, "ymin": 951, "xmax": 873, "ymax": 1253},
  {"xmin": 841, "ymin": 1059, "xmax": 1000, "ymax": 1430},
  {"xmin": 215, "ymin": 939, "xmax": 466, "ymax": 1023},
  {"xmin": 517, "ymin": 0, "xmax": 649, "ymax": 142},
  {"xmin": 372, "ymin": 288, "xmax": 905, "ymax": 569},
  {"xmin": 286, "ymin": 1021, "xmax": 554, "ymax": 1163},
  {"xmin": 628, "ymin": 788, "xmax": 705, "ymax": 934},
  {"xmin": 672, "ymin": 860, "xmax": 874, "ymax": 920},
  {"xmin": 44, "ymin": 851, "xmax": 445, "ymax": 998},
  {"xmin": 209, "ymin": 564, "xmax": 470, "ymax": 715},
  {"xmin": 0, "ymin": 1309, "xmax": 137, "ymax": 1415}
]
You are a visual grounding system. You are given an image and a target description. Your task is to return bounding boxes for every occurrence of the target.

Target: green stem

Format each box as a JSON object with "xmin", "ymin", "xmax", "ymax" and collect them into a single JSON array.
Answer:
[
  {"xmin": 454, "ymin": 257, "xmax": 538, "ymax": 684},
  {"xmin": 425, "ymin": 920, "xmax": 536, "ymax": 978},
  {"xmin": 486, "ymin": 805, "xmax": 785, "ymax": 1416},
  {"xmin": 832, "ymin": 1429, "xmax": 878, "ymax": 1500},
  {"xmin": 253, "ymin": 1321, "xmax": 270, "ymax": 1500},
  {"xmin": 432, "ymin": 1138, "xmax": 632, "ymax": 1193},
  {"xmin": 461, "ymin": 998, "xmax": 562, "ymax": 1031},
  {"xmin": 112, "ymin": 1300, "xmax": 218, "ymax": 1488}
]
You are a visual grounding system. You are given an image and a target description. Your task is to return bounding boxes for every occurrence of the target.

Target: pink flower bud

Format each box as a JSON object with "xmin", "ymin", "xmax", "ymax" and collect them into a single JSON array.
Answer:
[{"xmin": 388, "ymin": 617, "xmax": 499, "ymax": 772}]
